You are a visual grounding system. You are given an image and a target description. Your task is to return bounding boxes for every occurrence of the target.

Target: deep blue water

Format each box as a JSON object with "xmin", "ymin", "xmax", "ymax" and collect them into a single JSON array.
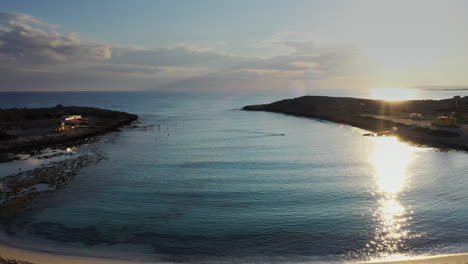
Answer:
[{"xmin": 1, "ymin": 90, "xmax": 468, "ymax": 263}]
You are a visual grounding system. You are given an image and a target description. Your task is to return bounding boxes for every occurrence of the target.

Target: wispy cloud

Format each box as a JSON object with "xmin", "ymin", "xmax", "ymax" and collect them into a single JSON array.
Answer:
[
  {"xmin": 0, "ymin": 12, "xmax": 111, "ymax": 65},
  {"xmin": 0, "ymin": 12, "xmax": 371, "ymax": 91},
  {"xmin": 0, "ymin": 12, "xmax": 59, "ymax": 29}
]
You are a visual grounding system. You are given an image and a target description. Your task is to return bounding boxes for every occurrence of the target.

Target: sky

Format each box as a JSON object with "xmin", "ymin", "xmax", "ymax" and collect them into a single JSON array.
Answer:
[{"xmin": 1, "ymin": 0, "xmax": 468, "ymax": 91}]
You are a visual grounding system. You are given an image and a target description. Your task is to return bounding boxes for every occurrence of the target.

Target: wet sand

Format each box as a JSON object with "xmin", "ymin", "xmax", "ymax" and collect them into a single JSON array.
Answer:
[
  {"xmin": 0, "ymin": 244, "xmax": 156, "ymax": 264},
  {"xmin": 2, "ymin": 243, "xmax": 468, "ymax": 264},
  {"xmin": 355, "ymin": 253, "xmax": 468, "ymax": 264}
]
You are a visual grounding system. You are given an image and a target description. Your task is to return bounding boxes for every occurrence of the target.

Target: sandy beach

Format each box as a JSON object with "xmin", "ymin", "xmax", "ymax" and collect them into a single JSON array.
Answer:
[
  {"xmin": 2, "ymin": 242, "xmax": 468, "ymax": 264},
  {"xmin": 355, "ymin": 253, "xmax": 468, "ymax": 264},
  {"xmin": 0, "ymin": 244, "xmax": 156, "ymax": 264}
]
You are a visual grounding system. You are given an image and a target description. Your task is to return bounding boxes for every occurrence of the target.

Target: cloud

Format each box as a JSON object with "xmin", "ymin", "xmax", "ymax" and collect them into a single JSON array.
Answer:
[
  {"xmin": 0, "ymin": 12, "xmax": 373, "ymax": 91},
  {"xmin": 0, "ymin": 12, "xmax": 111, "ymax": 65},
  {"xmin": 83, "ymin": 64, "xmax": 163, "ymax": 76},
  {"xmin": 160, "ymin": 69, "xmax": 291, "ymax": 91},
  {"xmin": 0, "ymin": 12, "xmax": 59, "ymax": 29},
  {"xmin": 110, "ymin": 45, "xmax": 252, "ymax": 68},
  {"xmin": 167, "ymin": 41, "xmax": 372, "ymax": 90}
]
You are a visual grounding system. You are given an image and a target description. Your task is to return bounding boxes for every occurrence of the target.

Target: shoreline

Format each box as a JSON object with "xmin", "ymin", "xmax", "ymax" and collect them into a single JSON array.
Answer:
[
  {"xmin": 0, "ymin": 106, "xmax": 149, "ymax": 263},
  {"xmin": 243, "ymin": 95, "xmax": 468, "ymax": 152},
  {"xmin": 2, "ymin": 243, "xmax": 468, "ymax": 264},
  {"xmin": 0, "ymin": 151, "xmax": 102, "ymax": 218},
  {"xmin": 0, "ymin": 243, "xmax": 154, "ymax": 264},
  {"xmin": 0, "ymin": 106, "xmax": 139, "ymax": 219},
  {"xmin": 355, "ymin": 253, "xmax": 468, "ymax": 263}
]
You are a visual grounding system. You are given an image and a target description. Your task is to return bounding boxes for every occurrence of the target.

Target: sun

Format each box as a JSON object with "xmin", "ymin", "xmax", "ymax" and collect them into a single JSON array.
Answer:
[{"xmin": 370, "ymin": 88, "xmax": 419, "ymax": 101}]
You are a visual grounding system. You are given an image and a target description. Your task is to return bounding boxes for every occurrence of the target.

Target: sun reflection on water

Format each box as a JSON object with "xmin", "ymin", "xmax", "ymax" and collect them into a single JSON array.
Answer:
[
  {"xmin": 372, "ymin": 137, "xmax": 413, "ymax": 194},
  {"xmin": 366, "ymin": 137, "xmax": 422, "ymax": 260}
]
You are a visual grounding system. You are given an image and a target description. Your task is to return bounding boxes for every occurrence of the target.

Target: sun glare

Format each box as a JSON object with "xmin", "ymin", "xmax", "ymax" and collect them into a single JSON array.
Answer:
[
  {"xmin": 366, "ymin": 137, "xmax": 421, "ymax": 259},
  {"xmin": 371, "ymin": 137, "xmax": 414, "ymax": 194},
  {"xmin": 370, "ymin": 88, "xmax": 419, "ymax": 101}
]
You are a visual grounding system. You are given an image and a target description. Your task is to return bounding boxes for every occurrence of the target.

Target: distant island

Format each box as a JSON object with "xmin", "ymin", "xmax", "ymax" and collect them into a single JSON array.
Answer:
[
  {"xmin": 0, "ymin": 106, "xmax": 138, "ymax": 219},
  {"xmin": 244, "ymin": 96, "xmax": 468, "ymax": 151},
  {"xmin": 411, "ymin": 85, "xmax": 468, "ymax": 91}
]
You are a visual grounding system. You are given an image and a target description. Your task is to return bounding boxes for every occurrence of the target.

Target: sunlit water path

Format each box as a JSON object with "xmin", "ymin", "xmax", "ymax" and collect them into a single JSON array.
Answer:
[{"xmin": 1, "ymin": 89, "xmax": 468, "ymax": 263}]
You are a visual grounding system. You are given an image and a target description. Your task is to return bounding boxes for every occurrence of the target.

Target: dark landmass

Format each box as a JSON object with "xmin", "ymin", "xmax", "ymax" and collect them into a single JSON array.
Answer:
[
  {"xmin": 0, "ymin": 106, "xmax": 137, "ymax": 219},
  {"xmin": 244, "ymin": 96, "xmax": 468, "ymax": 151},
  {"xmin": 411, "ymin": 85, "xmax": 468, "ymax": 91},
  {"xmin": 0, "ymin": 106, "xmax": 138, "ymax": 154}
]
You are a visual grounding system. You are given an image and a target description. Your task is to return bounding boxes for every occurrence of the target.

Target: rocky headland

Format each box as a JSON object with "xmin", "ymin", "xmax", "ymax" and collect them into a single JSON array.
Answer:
[
  {"xmin": 0, "ymin": 106, "xmax": 137, "ymax": 219},
  {"xmin": 0, "ymin": 106, "xmax": 138, "ymax": 155},
  {"xmin": 244, "ymin": 95, "xmax": 468, "ymax": 151}
]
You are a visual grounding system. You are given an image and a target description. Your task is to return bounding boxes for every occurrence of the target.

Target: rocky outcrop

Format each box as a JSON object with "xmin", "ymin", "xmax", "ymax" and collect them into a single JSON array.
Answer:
[
  {"xmin": 0, "ymin": 106, "xmax": 135, "ymax": 219},
  {"xmin": 0, "ymin": 106, "xmax": 138, "ymax": 154},
  {"xmin": 0, "ymin": 257, "xmax": 34, "ymax": 264},
  {"xmin": 0, "ymin": 153, "xmax": 102, "ymax": 219}
]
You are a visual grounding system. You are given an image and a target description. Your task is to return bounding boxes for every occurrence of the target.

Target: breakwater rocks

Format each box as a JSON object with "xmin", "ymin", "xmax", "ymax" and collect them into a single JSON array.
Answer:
[{"xmin": 0, "ymin": 153, "xmax": 102, "ymax": 219}]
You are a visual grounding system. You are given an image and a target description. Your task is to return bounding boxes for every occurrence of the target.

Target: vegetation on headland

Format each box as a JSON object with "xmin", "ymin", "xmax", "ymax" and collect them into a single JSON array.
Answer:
[{"xmin": 244, "ymin": 95, "xmax": 468, "ymax": 151}]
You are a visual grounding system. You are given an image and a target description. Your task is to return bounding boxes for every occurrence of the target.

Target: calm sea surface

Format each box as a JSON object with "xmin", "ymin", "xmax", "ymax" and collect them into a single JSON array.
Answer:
[{"xmin": 1, "ymin": 89, "xmax": 468, "ymax": 263}]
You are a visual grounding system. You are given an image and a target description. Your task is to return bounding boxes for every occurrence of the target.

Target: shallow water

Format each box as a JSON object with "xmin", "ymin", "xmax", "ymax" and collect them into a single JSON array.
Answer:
[{"xmin": 1, "ymin": 89, "xmax": 468, "ymax": 263}]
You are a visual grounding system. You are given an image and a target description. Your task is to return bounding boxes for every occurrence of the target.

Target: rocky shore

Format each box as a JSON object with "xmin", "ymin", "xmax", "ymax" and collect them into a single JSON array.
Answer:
[
  {"xmin": 0, "ymin": 106, "xmax": 137, "ymax": 263},
  {"xmin": 0, "ymin": 152, "xmax": 103, "ymax": 219},
  {"xmin": 0, "ymin": 106, "xmax": 137, "ymax": 218},
  {"xmin": 0, "ymin": 150, "xmax": 104, "ymax": 263},
  {"xmin": 244, "ymin": 95, "xmax": 468, "ymax": 151},
  {"xmin": 0, "ymin": 106, "xmax": 138, "ymax": 156},
  {"xmin": 0, "ymin": 256, "xmax": 34, "ymax": 264}
]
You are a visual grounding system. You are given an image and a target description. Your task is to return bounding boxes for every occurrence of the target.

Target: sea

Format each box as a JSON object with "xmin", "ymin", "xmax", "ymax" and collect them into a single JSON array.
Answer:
[{"xmin": 1, "ymin": 89, "xmax": 468, "ymax": 263}]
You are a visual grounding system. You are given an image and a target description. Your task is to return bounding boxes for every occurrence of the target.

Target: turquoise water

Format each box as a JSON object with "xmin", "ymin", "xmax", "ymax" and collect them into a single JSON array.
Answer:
[{"xmin": 1, "ymin": 90, "xmax": 468, "ymax": 263}]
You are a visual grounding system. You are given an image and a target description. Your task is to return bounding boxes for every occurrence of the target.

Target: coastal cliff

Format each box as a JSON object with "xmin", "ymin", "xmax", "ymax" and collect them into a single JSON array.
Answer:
[{"xmin": 244, "ymin": 96, "xmax": 468, "ymax": 151}]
